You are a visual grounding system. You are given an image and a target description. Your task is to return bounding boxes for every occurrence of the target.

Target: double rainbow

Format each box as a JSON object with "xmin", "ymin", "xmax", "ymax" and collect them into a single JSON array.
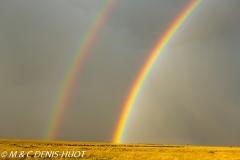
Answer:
[
  {"xmin": 45, "ymin": 0, "xmax": 203, "ymax": 142},
  {"xmin": 113, "ymin": 0, "xmax": 203, "ymax": 143}
]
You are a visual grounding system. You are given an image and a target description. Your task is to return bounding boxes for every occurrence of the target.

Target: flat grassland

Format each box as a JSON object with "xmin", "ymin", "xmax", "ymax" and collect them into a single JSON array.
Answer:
[{"xmin": 0, "ymin": 139, "xmax": 240, "ymax": 159}]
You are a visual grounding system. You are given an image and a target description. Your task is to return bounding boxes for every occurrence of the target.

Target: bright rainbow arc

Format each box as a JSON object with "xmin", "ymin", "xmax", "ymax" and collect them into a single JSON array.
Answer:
[
  {"xmin": 113, "ymin": 0, "xmax": 203, "ymax": 143},
  {"xmin": 45, "ymin": 0, "xmax": 116, "ymax": 140}
]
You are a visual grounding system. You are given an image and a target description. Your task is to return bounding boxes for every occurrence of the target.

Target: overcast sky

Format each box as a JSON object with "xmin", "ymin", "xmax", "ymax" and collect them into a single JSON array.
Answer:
[{"xmin": 1, "ymin": 0, "xmax": 240, "ymax": 146}]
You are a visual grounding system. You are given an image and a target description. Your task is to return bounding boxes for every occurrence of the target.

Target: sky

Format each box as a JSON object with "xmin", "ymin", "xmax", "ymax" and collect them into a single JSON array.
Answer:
[{"xmin": 0, "ymin": 0, "xmax": 240, "ymax": 146}]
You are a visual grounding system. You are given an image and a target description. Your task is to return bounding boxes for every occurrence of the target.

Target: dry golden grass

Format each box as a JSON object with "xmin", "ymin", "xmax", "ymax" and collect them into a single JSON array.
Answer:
[{"xmin": 0, "ymin": 139, "xmax": 240, "ymax": 159}]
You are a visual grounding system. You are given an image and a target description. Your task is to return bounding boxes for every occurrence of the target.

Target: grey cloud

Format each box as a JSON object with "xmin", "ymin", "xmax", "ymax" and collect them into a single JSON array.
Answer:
[{"xmin": 0, "ymin": 0, "xmax": 240, "ymax": 146}]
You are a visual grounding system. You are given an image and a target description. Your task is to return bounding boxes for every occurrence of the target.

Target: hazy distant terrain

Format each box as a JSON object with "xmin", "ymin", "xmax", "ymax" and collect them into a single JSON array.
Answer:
[{"xmin": 0, "ymin": 139, "xmax": 240, "ymax": 159}]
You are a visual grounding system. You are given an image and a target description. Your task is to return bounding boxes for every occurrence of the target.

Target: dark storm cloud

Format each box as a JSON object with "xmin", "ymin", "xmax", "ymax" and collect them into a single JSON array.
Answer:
[
  {"xmin": 108, "ymin": 0, "xmax": 190, "ymax": 49},
  {"xmin": 0, "ymin": 0, "xmax": 240, "ymax": 146},
  {"xmin": 176, "ymin": 0, "xmax": 240, "ymax": 44}
]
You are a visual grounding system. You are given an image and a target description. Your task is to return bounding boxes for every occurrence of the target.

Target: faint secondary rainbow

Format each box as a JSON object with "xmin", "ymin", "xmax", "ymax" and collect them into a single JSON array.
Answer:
[
  {"xmin": 113, "ymin": 0, "xmax": 203, "ymax": 143},
  {"xmin": 45, "ymin": 0, "xmax": 116, "ymax": 140}
]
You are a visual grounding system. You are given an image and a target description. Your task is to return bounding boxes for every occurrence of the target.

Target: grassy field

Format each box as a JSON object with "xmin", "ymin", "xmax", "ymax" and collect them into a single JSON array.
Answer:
[{"xmin": 0, "ymin": 139, "xmax": 240, "ymax": 159}]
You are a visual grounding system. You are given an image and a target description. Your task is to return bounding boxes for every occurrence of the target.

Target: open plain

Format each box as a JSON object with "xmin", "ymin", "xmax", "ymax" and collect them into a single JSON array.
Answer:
[{"xmin": 0, "ymin": 139, "xmax": 240, "ymax": 159}]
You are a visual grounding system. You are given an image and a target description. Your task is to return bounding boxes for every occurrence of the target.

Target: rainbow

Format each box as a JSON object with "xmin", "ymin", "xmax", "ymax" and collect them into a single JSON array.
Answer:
[
  {"xmin": 113, "ymin": 0, "xmax": 203, "ymax": 143},
  {"xmin": 45, "ymin": 0, "xmax": 116, "ymax": 140}
]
